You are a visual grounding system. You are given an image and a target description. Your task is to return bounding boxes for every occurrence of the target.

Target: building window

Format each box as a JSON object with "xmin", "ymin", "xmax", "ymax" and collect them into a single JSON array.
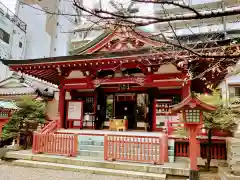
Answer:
[
  {"xmin": 235, "ymin": 87, "xmax": 240, "ymax": 97},
  {"xmin": 0, "ymin": 8, "xmax": 4, "ymax": 15},
  {"xmin": 0, "ymin": 28, "xmax": 10, "ymax": 44},
  {"xmin": 229, "ymin": 86, "xmax": 240, "ymax": 105},
  {"xmin": 84, "ymin": 97, "xmax": 94, "ymax": 113},
  {"xmin": 19, "ymin": 42, "xmax": 22, "ymax": 48},
  {"xmin": 229, "ymin": 86, "xmax": 240, "ymax": 98}
]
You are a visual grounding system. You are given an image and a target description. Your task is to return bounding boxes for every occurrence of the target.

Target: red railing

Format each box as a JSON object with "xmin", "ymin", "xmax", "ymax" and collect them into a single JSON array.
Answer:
[
  {"xmin": 175, "ymin": 140, "xmax": 226, "ymax": 160},
  {"xmin": 40, "ymin": 120, "xmax": 59, "ymax": 134},
  {"xmin": 175, "ymin": 141, "xmax": 189, "ymax": 157},
  {"xmin": 167, "ymin": 121, "xmax": 231, "ymax": 137},
  {"xmin": 104, "ymin": 134, "xmax": 168, "ymax": 164},
  {"xmin": 200, "ymin": 141, "xmax": 226, "ymax": 160},
  {"xmin": 32, "ymin": 132, "xmax": 78, "ymax": 157}
]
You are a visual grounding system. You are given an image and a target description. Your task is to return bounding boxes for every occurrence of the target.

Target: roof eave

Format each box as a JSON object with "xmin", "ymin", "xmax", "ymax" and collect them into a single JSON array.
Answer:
[{"xmin": 171, "ymin": 95, "xmax": 217, "ymax": 112}]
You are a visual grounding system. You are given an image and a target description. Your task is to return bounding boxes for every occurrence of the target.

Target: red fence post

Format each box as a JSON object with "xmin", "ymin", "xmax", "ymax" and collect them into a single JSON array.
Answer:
[
  {"xmin": 163, "ymin": 135, "xmax": 168, "ymax": 163},
  {"xmin": 104, "ymin": 135, "xmax": 108, "ymax": 160},
  {"xmin": 174, "ymin": 139, "xmax": 226, "ymax": 161},
  {"xmin": 32, "ymin": 132, "xmax": 36, "ymax": 154},
  {"xmin": 159, "ymin": 137, "xmax": 164, "ymax": 164},
  {"xmin": 72, "ymin": 134, "xmax": 78, "ymax": 157},
  {"xmin": 103, "ymin": 135, "xmax": 167, "ymax": 165},
  {"xmin": 31, "ymin": 132, "xmax": 78, "ymax": 157}
]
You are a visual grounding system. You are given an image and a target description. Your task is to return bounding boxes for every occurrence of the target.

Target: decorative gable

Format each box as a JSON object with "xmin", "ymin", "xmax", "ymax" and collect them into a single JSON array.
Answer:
[
  {"xmin": 91, "ymin": 27, "xmax": 162, "ymax": 54},
  {"xmin": 72, "ymin": 26, "xmax": 164, "ymax": 55},
  {"xmin": 99, "ymin": 36, "xmax": 146, "ymax": 52}
]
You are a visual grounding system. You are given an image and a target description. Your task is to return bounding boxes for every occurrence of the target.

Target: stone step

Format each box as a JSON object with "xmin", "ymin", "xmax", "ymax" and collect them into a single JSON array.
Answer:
[
  {"xmin": 5, "ymin": 151, "xmax": 190, "ymax": 176},
  {"xmin": 79, "ymin": 145, "xmax": 104, "ymax": 151},
  {"xmin": 79, "ymin": 150, "xmax": 104, "ymax": 157},
  {"xmin": 78, "ymin": 136, "xmax": 104, "ymax": 141},
  {"xmin": 79, "ymin": 150, "xmax": 161, "ymax": 159},
  {"xmin": 78, "ymin": 136, "xmax": 104, "ymax": 146},
  {"xmin": 78, "ymin": 144, "xmax": 161, "ymax": 153},
  {"xmin": 78, "ymin": 140, "xmax": 104, "ymax": 146},
  {"xmin": 12, "ymin": 159, "xmax": 167, "ymax": 180}
]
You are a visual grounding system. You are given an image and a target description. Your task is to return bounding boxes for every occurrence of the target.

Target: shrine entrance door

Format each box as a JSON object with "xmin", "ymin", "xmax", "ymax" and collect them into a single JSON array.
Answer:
[{"xmin": 114, "ymin": 94, "xmax": 137, "ymax": 130}]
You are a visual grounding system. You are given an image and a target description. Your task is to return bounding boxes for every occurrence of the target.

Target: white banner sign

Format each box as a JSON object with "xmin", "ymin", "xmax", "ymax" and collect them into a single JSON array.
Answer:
[{"xmin": 68, "ymin": 101, "xmax": 82, "ymax": 120}]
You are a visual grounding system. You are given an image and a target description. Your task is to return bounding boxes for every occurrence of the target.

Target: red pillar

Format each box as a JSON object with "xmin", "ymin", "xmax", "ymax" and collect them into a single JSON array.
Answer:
[
  {"xmin": 58, "ymin": 87, "xmax": 66, "ymax": 129},
  {"xmin": 152, "ymin": 99, "xmax": 156, "ymax": 132},
  {"xmin": 182, "ymin": 80, "xmax": 191, "ymax": 99},
  {"xmin": 196, "ymin": 140, "xmax": 201, "ymax": 157},
  {"xmin": 189, "ymin": 127, "xmax": 198, "ymax": 171}
]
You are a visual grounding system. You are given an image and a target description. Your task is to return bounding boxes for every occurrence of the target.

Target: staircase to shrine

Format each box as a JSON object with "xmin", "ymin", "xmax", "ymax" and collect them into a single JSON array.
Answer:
[
  {"xmin": 5, "ymin": 150, "xmax": 190, "ymax": 180},
  {"xmin": 16, "ymin": 129, "xmax": 192, "ymax": 179},
  {"xmin": 77, "ymin": 135, "xmax": 104, "ymax": 157}
]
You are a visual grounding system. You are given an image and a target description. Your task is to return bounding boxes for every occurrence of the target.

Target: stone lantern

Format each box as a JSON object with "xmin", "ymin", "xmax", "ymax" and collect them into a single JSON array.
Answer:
[{"xmin": 171, "ymin": 94, "xmax": 216, "ymax": 180}]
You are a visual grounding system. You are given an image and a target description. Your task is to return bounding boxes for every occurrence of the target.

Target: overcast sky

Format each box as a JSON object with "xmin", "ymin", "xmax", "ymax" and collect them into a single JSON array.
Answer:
[{"xmin": 1, "ymin": 0, "xmax": 17, "ymax": 13}]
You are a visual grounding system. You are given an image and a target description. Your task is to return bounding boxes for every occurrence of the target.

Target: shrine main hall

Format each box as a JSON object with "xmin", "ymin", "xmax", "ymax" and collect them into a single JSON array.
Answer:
[{"xmin": 1, "ymin": 26, "xmax": 236, "ymax": 132}]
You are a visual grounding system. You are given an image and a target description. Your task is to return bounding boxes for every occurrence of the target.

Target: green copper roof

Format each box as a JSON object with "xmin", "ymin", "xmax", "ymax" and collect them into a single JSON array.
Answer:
[
  {"xmin": 1, "ymin": 47, "xmax": 168, "ymax": 66},
  {"xmin": 69, "ymin": 31, "xmax": 112, "ymax": 55},
  {"xmin": 68, "ymin": 26, "xmax": 165, "ymax": 56}
]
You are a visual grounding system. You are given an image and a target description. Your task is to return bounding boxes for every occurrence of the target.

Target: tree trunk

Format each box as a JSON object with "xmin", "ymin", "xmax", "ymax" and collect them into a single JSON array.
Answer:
[{"xmin": 205, "ymin": 129, "xmax": 212, "ymax": 171}]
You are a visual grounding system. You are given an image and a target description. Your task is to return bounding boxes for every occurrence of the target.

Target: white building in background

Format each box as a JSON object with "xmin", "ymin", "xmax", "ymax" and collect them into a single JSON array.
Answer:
[
  {"xmin": 70, "ymin": 0, "xmax": 155, "ymax": 51},
  {"xmin": 0, "ymin": 0, "xmax": 79, "ymax": 81},
  {"xmin": 14, "ymin": 0, "xmax": 79, "ymax": 59},
  {"xmin": 0, "ymin": 1, "xmax": 27, "ymax": 81},
  {"xmin": 154, "ymin": 0, "xmax": 240, "ymax": 41},
  {"xmin": 154, "ymin": 0, "xmax": 240, "ymax": 101},
  {"xmin": 218, "ymin": 66, "xmax": 240, "ymax": 104}
]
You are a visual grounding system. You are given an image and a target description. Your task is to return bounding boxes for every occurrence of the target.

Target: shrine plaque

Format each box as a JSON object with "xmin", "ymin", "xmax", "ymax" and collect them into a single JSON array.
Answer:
[{"xmin": 67, "ymin": 101, "xmax": 82, "ymax": 120}]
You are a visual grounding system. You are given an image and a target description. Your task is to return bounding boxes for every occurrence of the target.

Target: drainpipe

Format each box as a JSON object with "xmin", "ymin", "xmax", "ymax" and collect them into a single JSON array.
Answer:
[{"xmin": 225, "ymin": 79, "xmax": 228, "ymax": 106}]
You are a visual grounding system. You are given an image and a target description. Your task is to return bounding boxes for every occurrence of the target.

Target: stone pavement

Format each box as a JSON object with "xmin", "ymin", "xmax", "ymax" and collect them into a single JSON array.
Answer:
[
  {"xmin": 0, "ymin": 164, "xmax": 146, "ymax": 180},
  {"xmin": 0, "ymin": 163, "xmax": 220, "ymax": 180}
]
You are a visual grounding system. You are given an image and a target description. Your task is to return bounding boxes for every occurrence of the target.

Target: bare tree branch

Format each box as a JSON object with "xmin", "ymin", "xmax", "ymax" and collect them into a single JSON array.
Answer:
[
  {"xmin": 69, "ymin": 0, "xmax": 240, "ymax": 87},
  {"xmin": 133, "ymin": 0, "xmax": 202, "ymax": 16},
  {"xmin": 93, "ymin": 6, "xmax": 240, "ymax": 26}
]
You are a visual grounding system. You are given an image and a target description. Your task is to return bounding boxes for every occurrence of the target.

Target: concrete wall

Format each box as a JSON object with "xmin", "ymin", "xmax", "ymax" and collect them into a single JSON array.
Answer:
[
  {"xmin": 50, "ymin": 0, "xmax": 76, "ymax": 57},
  {"xmin": 16, "ymin": 3, "xmax": 51, "ymax": 59},
  {"xmin": 46, "ymin": 97, "xmax": 59, "ymax": 121},
  {"xmin": 45, "ymin": 91, "xmax": 73, "ymax": 121},
  {"xmin": 16, "ymin": 0, "xmax": 77, "ymax": 59},
  {"xmin": 0, "ymin": 1, "xmax": 27, "ymax": 81},
  {"xmin": 10, "ymin": 25, "xmax": 27, "ymax": 60}
]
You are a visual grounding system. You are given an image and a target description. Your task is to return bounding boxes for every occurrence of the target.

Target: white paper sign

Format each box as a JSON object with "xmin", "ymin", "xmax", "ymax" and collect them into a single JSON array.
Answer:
[{"xmin": 68, "ymin": 101, "xmax": 82, "ymax": 120}]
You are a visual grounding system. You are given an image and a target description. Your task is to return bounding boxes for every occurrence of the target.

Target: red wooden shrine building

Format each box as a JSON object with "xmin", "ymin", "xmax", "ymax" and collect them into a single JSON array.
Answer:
[
  {"xmin": 1, "ymin": 26, "xmax": 237, "ymax": 133},
  {"xmin": 0, "ymin": 101, "xmax": 18, "ymax": 137}
]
